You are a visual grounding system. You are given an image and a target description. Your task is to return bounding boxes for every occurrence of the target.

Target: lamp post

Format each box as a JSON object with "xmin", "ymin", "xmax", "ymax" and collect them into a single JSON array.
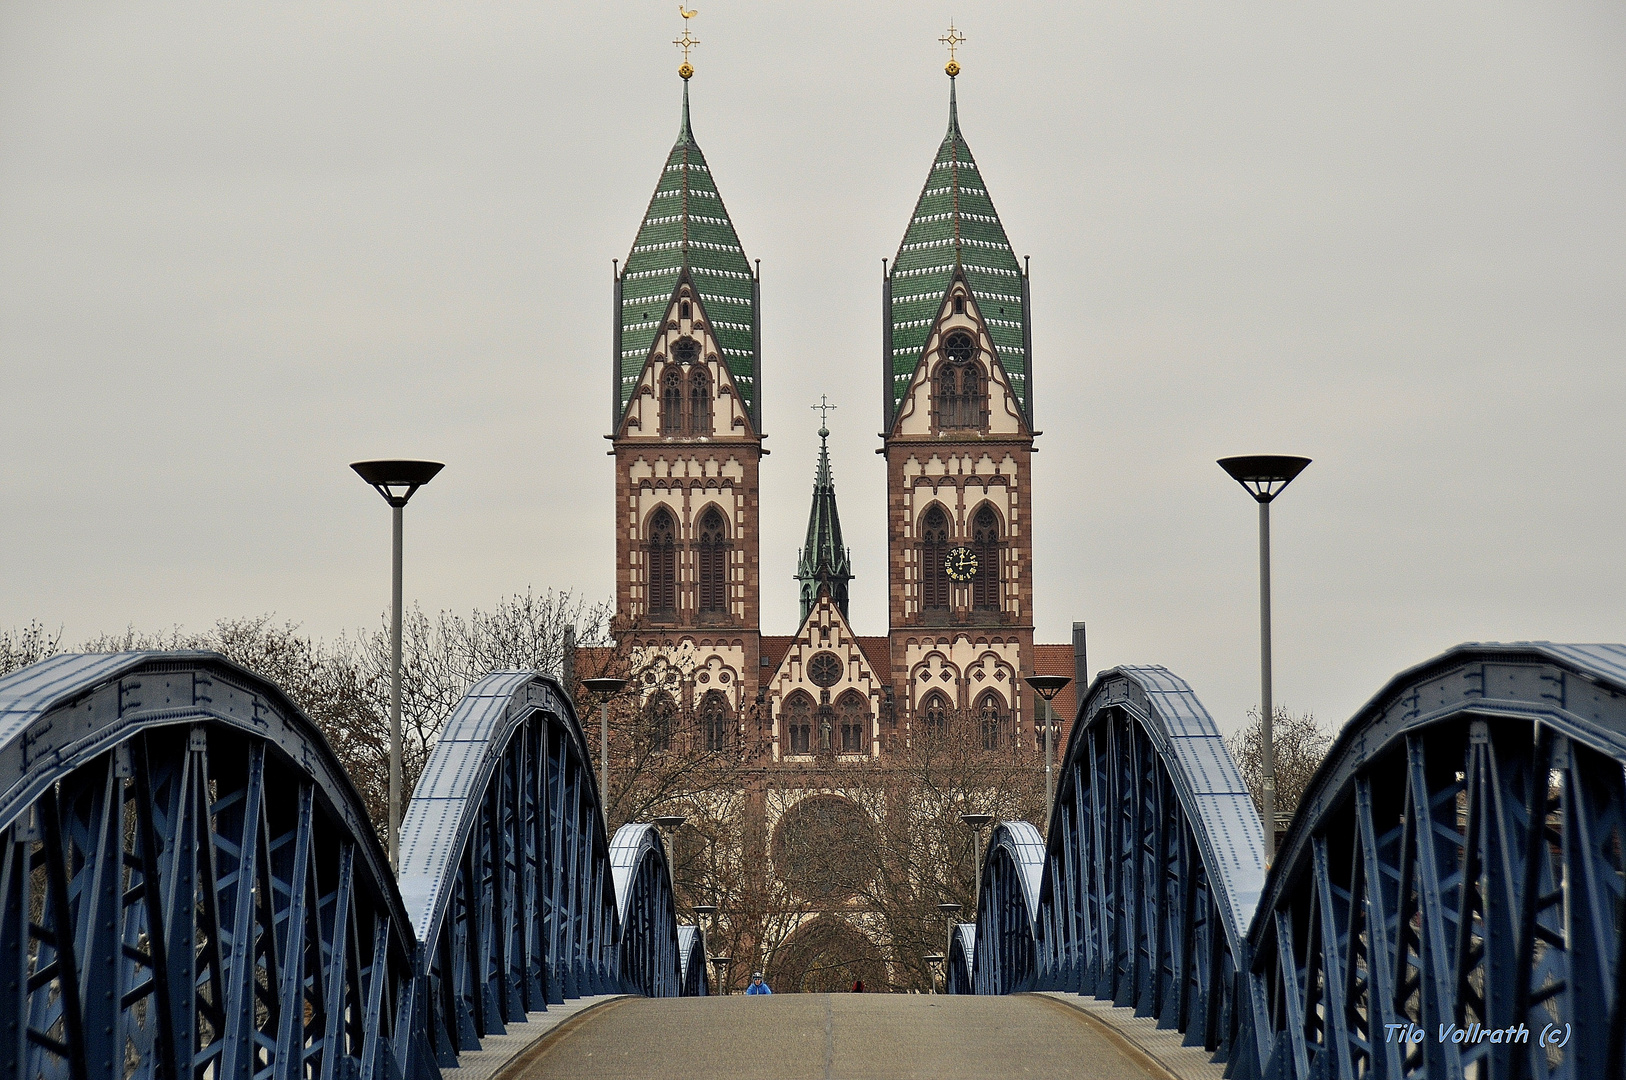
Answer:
[
  {"xmin": 351, "ymin": 459, "xmax": 443, "ymax": 871},
  {"xmin": 692, "ymin": 903, "xmax": 718, "ymax": 991},
  {"xmin": 1218, "ymin": 455, "xmax": 1310, "ymax": 863},
  {"xmin": 937, "ymin": 901, "xmax": 962, "ymax": 952},
  {"xmin": 959, "ymin": 812, "xmax": 992, "ymax": 906},
  {"xmin": 1025, "ymin": 674, "xmax": 1072, "ymax": 818},
  {"xmin": 923, "ymin": 953, "xmax": 945, "ymax": 995},
  {"xmin": 581, "ymin": 676, "xmax": 628, "ymax": 815},
  {"xmin": 710, "ymin": 955, "xmax": 732, "ymax": 995}
]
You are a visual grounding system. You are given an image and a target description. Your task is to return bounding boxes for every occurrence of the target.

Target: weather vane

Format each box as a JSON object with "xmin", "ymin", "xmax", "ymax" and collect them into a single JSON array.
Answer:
[
  {"xmin": 675, "ymin": 6, "xmax": 699, "ymax": 80},
  {"xmin": 813, "ymin": 395, "xmax": 836, "ymax": 433},
  {"xmin": 939, "ymin": 21, "xmax": 965, "ymax": 77}
]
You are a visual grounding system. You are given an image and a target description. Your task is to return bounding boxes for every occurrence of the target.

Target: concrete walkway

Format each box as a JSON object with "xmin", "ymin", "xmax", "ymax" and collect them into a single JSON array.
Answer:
[
  {"xmin": 502, "ymin": 993, "xmax": 1183, "ymax": 1080},
  {"xmin": 438, "ymin": 996, "xmax": 627, "ymax": 1080}
]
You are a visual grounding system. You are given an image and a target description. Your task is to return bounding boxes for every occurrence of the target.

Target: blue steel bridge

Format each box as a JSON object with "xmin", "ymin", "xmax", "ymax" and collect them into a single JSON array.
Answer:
[{"xmin": 1, "ymin": 642, "xmax": 1623, "ymax": 1080}]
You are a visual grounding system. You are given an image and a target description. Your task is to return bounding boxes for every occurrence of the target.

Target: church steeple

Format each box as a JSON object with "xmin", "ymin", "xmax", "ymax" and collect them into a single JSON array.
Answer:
[
  {"xmin": 796, "ymin": 408, "xmax": 853, "ymax": 624},
  {"xmin": 885, "ymin": 66, "xmax": 1029, "ymax": 428},
  {"xmin": 616, "ymin": 75, "xmax": 760, "ymax": 428}
]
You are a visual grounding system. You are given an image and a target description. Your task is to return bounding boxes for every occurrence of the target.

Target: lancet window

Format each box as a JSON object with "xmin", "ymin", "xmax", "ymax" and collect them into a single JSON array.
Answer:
[
  {"xmin": 972, "ymin": 505, "xmax": 1002, "ymax": 611},
  {"xmin": 697, "ymin": 507, "xmax": 729, "ymax": 615},
  {"xmin": 647, "ymin": 508, "xmax": 678, "ymax": 619},
  {"xmin": 921, "ymin": 505, "xmax": 951, "ymax": 612},
  {"xmin": 784, "ymin": 691, "xmax": 814, "ymax": 755}
]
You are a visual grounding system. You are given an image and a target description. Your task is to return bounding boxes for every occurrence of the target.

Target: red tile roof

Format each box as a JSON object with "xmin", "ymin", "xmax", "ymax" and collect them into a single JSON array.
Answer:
[{"xmin": 1032, "ymin": 644, "xmax": 1080, "ymax": 721}]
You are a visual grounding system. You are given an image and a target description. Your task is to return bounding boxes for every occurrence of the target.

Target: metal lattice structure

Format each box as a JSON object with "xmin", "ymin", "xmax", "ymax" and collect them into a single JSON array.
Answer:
[
  {"xmin": 677, "ymin": 926, "xmax": 709, "ymax": 997},
  {"xmin": 1250, "ymin": 643, "xmax": 1626, "ymax": 1080},
  {"xmin": 946, "ymin": 923, "xmax": 976, "ymax": 995},
  {"xmin": 0, "ymin": 652, "xmax": 417, "ymax": 1080},
  {"xmin": 959, "ymin": 665, "xmax": 1270, "ymax": 1074},
  {"xmin": 395, "ymin": 671, "xmax": 692, "ymax": 1078}
]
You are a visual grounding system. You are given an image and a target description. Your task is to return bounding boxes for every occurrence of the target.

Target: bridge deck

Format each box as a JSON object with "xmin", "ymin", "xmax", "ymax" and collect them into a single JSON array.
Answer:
[{"xmin": 501, "ymin": 993, "xmax": 1188, "ymax": 1080}]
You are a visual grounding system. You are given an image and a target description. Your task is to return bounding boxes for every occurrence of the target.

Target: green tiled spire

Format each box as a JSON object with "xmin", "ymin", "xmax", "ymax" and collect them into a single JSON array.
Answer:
[
  {"xmin": 618, "ymin": 81, "xmax": 758, "ymax": 423},
  {"xmin": 887, "ymin": 77, "xmax": 1027, "ymax": 424},
  {"xmin": 796, "ymin": 421, "xmax": 853, "ymax": 624}
]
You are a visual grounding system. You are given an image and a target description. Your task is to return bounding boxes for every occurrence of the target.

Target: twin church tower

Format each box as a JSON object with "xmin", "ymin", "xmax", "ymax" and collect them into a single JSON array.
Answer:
[{"xmin": 606, "ymin": 42, "xmax": 1077, "ymax": 761}]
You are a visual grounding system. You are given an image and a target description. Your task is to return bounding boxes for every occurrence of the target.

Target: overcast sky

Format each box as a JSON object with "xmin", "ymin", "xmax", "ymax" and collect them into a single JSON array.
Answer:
[{"xmin": 3, "ymin": 2, "xmax": 1624, "ymax": 737}]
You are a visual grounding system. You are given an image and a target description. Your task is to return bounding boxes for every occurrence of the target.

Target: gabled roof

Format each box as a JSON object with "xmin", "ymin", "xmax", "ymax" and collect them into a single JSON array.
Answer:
[
  {"xmin": 796, "ymin": 423, "xmax": 853, "ymax": 624},
  {"xmin": 620, "ymin": 82, "xmax": 757, "ymax": 420},
  {"xmin": 888, "ymin": 77, "xmax": 1027, "ymax": 423}
]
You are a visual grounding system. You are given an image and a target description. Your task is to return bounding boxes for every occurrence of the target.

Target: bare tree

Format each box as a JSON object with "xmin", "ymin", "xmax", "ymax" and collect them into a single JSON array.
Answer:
[
  {"xmin": 1225, "ymin": 706, "xmax": 1332, "ymax": 825},
  {"xmin": 0, "ymin": 621, "xmax": 63, "ymax": 678}
]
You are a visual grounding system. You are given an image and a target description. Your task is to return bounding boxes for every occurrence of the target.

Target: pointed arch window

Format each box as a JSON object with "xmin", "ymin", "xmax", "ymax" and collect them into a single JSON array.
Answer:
[
  {"xmin": 837, "ymin": 690, "xmax": 869, "ymax": 754},
  {"xmin": 920, "ymin": 691, "xmax": 949, "ymax": 740},
  {"xmin": 697, "ymin": 507, "xmax": 729, "ymax": 616},
  {"xmin": 784, "ymin": 691, "xmax": 814, "ymax": 755},
  {"xmin": 687, "ymin": 367, "xmax": 710, "ymax": 436},
  {"xmin": 972, "ymin": 505, "xmax": 1002, "ymax": 612},
  {"xmin": 647, "ymin": 508, "xmax": 678, "ymax": 619},
  {"xmin": 935, "ymin": 331, "xmax": 984, "ymax": 429},
  {"xmin": 644, "ymin": 690, "xmax": 675, "ymax": 752},
  {"xmin": 699, "ymin": 690, "xmax": 731, "ymax": 751},
  {"xmin": 920, "ymin": 505, "xmax": 951, "ymax": 612},
  {"xmin": 976, "ymin": 690, "xmax": 1005, "ymax": 750},
  {"xmin": 661, "ymin": 368, "xmax": 685, "ymax": 436}
]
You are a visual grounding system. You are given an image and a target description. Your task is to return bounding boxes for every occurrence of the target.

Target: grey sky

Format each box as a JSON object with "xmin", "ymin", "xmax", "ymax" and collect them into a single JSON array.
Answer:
[{"xmin": 3, "ymin": 2, "xmax": 1624, "ymax": 737}]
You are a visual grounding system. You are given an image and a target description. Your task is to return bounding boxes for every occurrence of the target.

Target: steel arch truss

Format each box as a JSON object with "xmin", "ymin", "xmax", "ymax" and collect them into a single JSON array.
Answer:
[
  {"xmin": 971, "ymin": 821, "xmax": 1046, "ymax": 995},
  {"xmin": 1251, "ymin": 643, "xmax": 1626, "ymax": 1080},
  {"xmin": 0, "ymin": 653, "xmax": 415, "ymax": 1080},
  {"xmin": 677, "ymin": 926, "xmax": 708, "ymax": 997},
  {"xmin": 396, "ymin": 671, "xmax": 691, "ymax": 1078},
  {"xmin": 967, "ymin": 666, "xmax": 1270, "ymax": 1074},
  {"xmin": 946, "ymin": 924, "xmax": 977, "ymax": 995},
  {"xmin": 608, "ymin": 824, "xmax": 682, "ymax": 998}
]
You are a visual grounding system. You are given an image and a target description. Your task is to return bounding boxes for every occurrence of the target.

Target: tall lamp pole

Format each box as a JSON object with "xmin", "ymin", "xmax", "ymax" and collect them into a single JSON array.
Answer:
[
  {"xmin": 582, "ymin": 677, "xmax": 628, "ymax": 812},
  {"xmin": 959, "ymin": 812, "xmax": 992, "ymax": 907},
  {"xmin": 1218, "ymin": 455, "xmax": 1310, "ymax": 863},
  {"xmin": 1025, "ymin": 674, "xmax": 1072, "ymax": 819},
  {"xmin": 351, "ymin": 459, "xmax": 444, "ymax": 871}
]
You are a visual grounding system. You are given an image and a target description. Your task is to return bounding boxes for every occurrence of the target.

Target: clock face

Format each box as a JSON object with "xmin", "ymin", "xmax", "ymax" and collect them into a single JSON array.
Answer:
[{"xmin": 944, "ymin": 546, "xmax": 979, "ymax": 582}]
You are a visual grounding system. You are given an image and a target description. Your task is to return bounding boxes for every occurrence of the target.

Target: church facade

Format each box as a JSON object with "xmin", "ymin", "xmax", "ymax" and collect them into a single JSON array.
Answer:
[{"xmin": 597, "ymin": 57, "xmax": 1084, "ymax": 988}]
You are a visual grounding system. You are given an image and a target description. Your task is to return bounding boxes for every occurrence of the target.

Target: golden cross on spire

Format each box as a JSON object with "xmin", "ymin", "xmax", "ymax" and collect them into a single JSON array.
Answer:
[
  {"xmin": 675, "ymin": 6, "xmax": 700, "ymax": 80},
  {"xmin": 939, "ymin": 21, "xmax": 966, "ymax": 77}
]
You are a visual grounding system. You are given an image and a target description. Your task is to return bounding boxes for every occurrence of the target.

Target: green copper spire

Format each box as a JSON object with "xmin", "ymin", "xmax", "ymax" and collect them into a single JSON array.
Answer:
[
  {"xmin": 886, "ymin": 75, "xmax": 1027, "ymax": 424},
  {"xmin": 796, "ymin": 415, "xmax": 853, "ymax": 624},
  {"xmin": 618, "ymin": 80, "xmax": 758, "ymax": 423}
]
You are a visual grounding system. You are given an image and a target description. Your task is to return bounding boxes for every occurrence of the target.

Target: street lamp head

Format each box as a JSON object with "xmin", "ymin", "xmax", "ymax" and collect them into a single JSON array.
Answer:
[
  {"xmin": 653, "ymin": 815, "xmax": 688, "ymax": 831},
  {"xmin": 351, "ymin": 460, "xmax": 444, "ymax": 508},
  {"xmin": 1023, "ymin": 674, "xmax": 1072, "ymax": 701},
  {"xmin": 959, "ymin": 813, "xmax": 993, "ymax": 829},
  {"xmin": 1217, "ymin": 456, "xmax": 1311, "ymax": 504},
  {"xmin": 923, "ymin": 954, "xmax": 945, "ymax": 964},
  {"xmin": 581, "ymin": 676, "xmax": 628, "ymax": 695},
  {"xmin": 693, "ymin": 904, "xmax": 717, "ymax": 917},
  {"xmin": 937, "ymin": 902, "xmax": 962, "ymax": 913}
]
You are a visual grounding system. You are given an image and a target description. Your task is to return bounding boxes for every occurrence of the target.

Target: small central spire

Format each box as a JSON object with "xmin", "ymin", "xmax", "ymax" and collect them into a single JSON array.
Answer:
[{"xmin": 796, "ymin": 402, "xmax": 853, "ymax": 624}]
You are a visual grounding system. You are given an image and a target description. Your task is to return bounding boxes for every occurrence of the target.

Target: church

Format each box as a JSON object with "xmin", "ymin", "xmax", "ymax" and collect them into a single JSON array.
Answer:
[{"xmin": 594, "ymin": 28, "xmax": 1084, "ymax": 988}]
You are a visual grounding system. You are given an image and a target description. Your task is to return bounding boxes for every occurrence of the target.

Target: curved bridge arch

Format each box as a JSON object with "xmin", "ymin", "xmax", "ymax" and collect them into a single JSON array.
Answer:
[
  {"xmin": 946, "ymin": 923, "xmax": 977, "ymax": 995},
  {"xmin": 966, "ymin": 665, "xmax": 1269, "ymax": 1073},
  {"xmin": 677, "ymin": 926, "xmax": 709, "ymax": 996},
  {"xmin": 1250, "ymin": 643, "xmax": 1626, "ymax": 1080},
  {"xmin": 0, "ymin": 652, "xmax": 416, "ymax": 1080},
  {"xmin": 971, "ymin": 821, "xmax": 1046, "ymax": 995},
  {"xmin": 396, "ymin": 670, "xmax": 691, "ymax": 1076},
  {"xmin": 609, "ymin": 823, "xmax": 682, "ymax": 997}
]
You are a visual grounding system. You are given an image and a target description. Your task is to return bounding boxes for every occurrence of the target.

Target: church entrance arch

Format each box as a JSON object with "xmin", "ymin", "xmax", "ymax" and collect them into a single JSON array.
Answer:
[{"xmin": 768, "ymin": 916, "xmax": 890, "ymax": 994}]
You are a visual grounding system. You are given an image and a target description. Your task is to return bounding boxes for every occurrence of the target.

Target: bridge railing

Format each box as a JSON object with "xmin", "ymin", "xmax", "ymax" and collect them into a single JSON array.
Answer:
[{"xmin": 0, "ymin": 656, "xmax": 695, "ymax": 1080}]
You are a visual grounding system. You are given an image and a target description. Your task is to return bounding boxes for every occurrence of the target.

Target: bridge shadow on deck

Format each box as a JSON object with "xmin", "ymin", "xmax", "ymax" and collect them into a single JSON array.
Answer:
[{"xmin": 514, "ymin": 993, "xmax": 1169, "ymax": 1080}]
